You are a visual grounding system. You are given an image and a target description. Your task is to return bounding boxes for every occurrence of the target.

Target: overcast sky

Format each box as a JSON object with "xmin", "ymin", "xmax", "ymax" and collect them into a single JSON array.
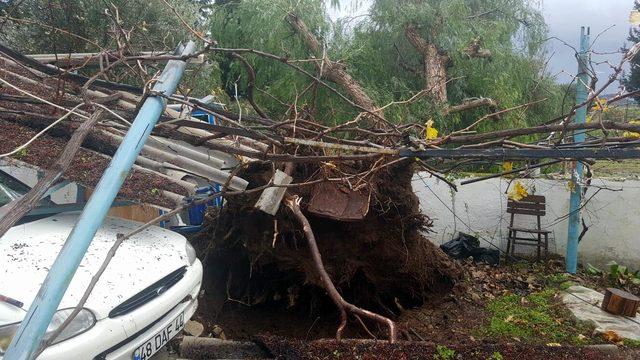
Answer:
[
  {"xmin": 543, "ymin": 0, "xmax": 635, "ymax": 90},
  {"xmin": 330, "ymin": 0, "xmax": 636, "ymax": 91}
]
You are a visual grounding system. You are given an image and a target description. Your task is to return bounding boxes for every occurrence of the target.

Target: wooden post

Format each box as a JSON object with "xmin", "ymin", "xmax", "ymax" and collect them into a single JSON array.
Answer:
[{"xmin": 601, "ymin": 288, "xmax": 640, "ymax": 317}]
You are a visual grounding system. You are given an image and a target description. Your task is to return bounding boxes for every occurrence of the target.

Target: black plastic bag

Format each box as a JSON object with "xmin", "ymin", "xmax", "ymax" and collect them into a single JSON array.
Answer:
[
  {"xmin": 440, "ymin": 232, "xmax": 480, "ymax": 259},
  {"xmin": 468, "ymin": 247, "xmax": 500, "ymax": 265},
  {"xmin": 440, "ymin": 232, "xmax": 499, "ymax": 265}
]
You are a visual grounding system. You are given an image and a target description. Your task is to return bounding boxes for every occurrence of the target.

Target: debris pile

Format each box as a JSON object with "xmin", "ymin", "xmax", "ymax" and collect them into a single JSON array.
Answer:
[{"xmin": 201, "ymin": 160, "xmax": 462, "ymax": 315}]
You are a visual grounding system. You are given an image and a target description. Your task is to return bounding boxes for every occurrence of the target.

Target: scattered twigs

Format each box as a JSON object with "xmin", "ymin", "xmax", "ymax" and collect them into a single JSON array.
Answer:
[
  {"xmin": 285, "ymin": 195, "xmax": 398, "ymax": 343},
  {"xmin": 440, "ymin": 98, "xmax": 547, "ymax": 142},
  {"xmin": 415, "ymin": 159, "xmax": 457, "ymax": 191}
]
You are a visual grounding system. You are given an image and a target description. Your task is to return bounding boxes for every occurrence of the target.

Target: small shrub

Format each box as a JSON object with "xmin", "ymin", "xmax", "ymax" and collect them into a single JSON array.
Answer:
[
  {"xmin": 585, "ymin": 262, "xmax": 640, "ymax": 286},
  {"xmin": 433, "ymin": 345, "xmax": 455, "ymax": 360}
]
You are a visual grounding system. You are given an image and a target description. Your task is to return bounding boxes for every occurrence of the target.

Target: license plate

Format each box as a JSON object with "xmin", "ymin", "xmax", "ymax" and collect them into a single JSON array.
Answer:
[{"xmin": 132, "ymin": 312, "xmax": 185, "ymax": 360}]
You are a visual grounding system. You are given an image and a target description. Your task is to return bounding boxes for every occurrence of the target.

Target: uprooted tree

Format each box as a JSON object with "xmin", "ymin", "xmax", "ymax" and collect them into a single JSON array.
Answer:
[
  {"xmin": 2, "ymin": 0, "xmax": 640, "ymax": 344},
  {"xmin": 201, "ymin": 0, "xmax": 560, "ymax": 337}
]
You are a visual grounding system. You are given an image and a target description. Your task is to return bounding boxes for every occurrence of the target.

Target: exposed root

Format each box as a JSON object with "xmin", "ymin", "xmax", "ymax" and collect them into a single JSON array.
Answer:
[{"xmin": 285, "ymin": 195, "xmax": 398, "ymax": 343}]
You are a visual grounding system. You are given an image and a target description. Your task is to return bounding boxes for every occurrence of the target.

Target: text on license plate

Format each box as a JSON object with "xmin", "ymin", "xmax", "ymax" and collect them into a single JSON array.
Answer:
[{"xmin": 133, "ymin": 312, "xmax": 185, "ymax": 360}]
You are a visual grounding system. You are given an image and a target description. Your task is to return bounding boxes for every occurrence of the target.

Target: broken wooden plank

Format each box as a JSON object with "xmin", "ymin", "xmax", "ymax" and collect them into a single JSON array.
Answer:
[
  {"xmin": 254, "ymin": 169, "xmax": 292, "ymax": 215},
  {"xmin": 307, "ymin": 181, "xmax": 370, "ymax": 221}
]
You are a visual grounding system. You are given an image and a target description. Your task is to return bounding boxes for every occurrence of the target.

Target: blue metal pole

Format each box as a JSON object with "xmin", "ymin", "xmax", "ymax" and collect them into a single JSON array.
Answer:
[
  {"xmin": 566, "ymin": 27, "xmax": 590, "ymax": 274},
  {"xmin": 5, "ymin": 41, "xmax": 196, "ymax": 360}
]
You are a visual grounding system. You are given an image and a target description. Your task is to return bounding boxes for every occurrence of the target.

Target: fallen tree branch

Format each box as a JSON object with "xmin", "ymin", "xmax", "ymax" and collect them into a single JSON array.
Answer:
[
  {"xmin": 445, "ymin": 97, "xmax": 497, "ymax": 115},
  {"xmin": 285, "ymin": 195, "xmax": 398, "ymax": 343},
  {"xmin": 229, "ymin": 52, "xmax": 269, "ymax": 118}
]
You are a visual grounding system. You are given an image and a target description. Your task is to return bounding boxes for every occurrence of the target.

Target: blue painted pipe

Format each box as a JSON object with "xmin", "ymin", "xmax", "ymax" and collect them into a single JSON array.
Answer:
[
  {"xmin": 4, "ymin": 41, "xmax": 196, "ymax": 360},
  {"xmin": 566, "ymin": 27, "xmax": 590, "ymax": 274}
]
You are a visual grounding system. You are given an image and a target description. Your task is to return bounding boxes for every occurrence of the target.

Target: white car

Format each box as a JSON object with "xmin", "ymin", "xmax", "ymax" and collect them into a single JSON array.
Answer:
[{"xmin": 0, "ymin": 171, "xmax": 203, "ymax": 359}]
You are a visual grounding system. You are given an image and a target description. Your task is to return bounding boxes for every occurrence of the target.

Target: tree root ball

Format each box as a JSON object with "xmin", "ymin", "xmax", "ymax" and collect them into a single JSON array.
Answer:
[{"xmin": 199, "ymin": 160, "xmax": 462, "ymax": 314}]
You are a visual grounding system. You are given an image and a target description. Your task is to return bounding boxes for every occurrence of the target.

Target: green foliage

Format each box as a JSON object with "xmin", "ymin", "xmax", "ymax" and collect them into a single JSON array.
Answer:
[
  {"xmin": 14, "ymin": 148, "xmax": 28, "ymax": 158},
  {"xmin": 586, "ymin": 261, "xmax": 640, "ymax": 286},
  {"xmin": 1, "ymin": 0, "xmax": 201, "ymax": 53},
  {"xmin": 488, "ymin": 352, "xmax": 504, "ymax": 360},
  {"xmin": 433, "ymin": 345, "xmax": 456, "ymax": 360},
  {"xmin": 347, "ymin": 0, "xmax": 563, "ymax": 130},
  {"xmin": 545, "ymin": 272, "xmax": 578, "ymax": 291},
  {"xmin": 209, "ymin": 0, "xmax": 564, "ymax": 131},
  {"xmin": 482, "ymin": 289, "xmax": 591, "ymax": 344},
  {"xmin": 209, "ymin": 0, "xmax": 344, "ymax": 120},
  {"xmin": 624, "ymin": 338, "xmax": 640, "ymax": 348}
]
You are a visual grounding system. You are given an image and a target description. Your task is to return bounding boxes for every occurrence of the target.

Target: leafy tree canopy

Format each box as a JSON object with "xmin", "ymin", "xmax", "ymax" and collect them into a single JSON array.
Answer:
[
  {"xmin": 209, "ymin": 0, "xmax": 565, "ymax": 132},
  {"xmin": 0, "ymin": 0, "xmax": 201, "ymax": 53}
]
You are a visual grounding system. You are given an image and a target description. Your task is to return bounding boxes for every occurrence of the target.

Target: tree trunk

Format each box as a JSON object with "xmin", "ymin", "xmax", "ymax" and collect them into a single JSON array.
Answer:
[
  {"xmin": 286, "ymin": 13, "xmax": 382, "ymax": 124},
  {"xmin": 404, "ymin": 24, "xmax": 449, "ymax": 105}
]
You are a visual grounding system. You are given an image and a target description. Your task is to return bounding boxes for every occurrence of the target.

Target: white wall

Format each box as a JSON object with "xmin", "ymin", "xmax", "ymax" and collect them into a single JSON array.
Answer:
[{"xmin": 413, "ymin": 172, "xmax": 640, "ymax": 268}]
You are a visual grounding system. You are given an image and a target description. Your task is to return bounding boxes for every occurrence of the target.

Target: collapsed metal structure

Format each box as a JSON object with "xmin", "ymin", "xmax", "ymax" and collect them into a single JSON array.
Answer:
[{"xmin": 4, "ymin": 41, "xmax": 199, "ymax": 360}]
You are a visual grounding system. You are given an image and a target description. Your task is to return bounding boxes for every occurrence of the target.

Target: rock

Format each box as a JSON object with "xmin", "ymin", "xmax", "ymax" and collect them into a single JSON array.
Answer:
[
  {"xmin": 212, "ymin": 325, "xmax": 227, "ymax": 340},
  {"xmin": 183, "ymin": 320, "xmax": 204, "ymax": 337}
]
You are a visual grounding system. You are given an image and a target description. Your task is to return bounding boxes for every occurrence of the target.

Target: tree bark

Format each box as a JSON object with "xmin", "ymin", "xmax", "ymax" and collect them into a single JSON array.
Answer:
[
  {"xmin": 404, "ymin": 24, "xmax": 449, "ymax": 105},
  {"xmin": 286, "ymin": 13, "xmax": 382, "ymax": 124},
  {"xmin": 446, "ymin": 97, "xmax": 497, "ymax": 115},
  {"xmin": 601, "ymin": 288, "xmax": 640, "ymax": 317},
  {"xmin": 404, "ymin": 25, "xmax": 496, "ymax": 114}
]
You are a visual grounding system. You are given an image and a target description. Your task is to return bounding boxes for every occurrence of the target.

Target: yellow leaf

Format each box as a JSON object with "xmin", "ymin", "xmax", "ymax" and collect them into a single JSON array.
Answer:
[
  {"xmin": 602, "ymin": 330, "xmax": 622, "ymax": 343},
  {"xmin": 586, "ymin": 114, "xmax": 592, "ymax": 123},
  {"xmin": 508, "ymin": 181, "xmax": 529, "ymax": 201},
  {"xmin": 592, "ymin": 98, "xmax": 609, "ymax": 113},
  {"xmin": 624, "ymin": 120, "xmax": 640, "ymax": 138},
  {"xmin": 546, "ymin": 343, "xmax": 561, "ymax": 347},
  {"xmin": 502, "ymin": 162, "xmax": 513, "ymax": 172},
  {"xmin": 425, "ymin": 119, "xmax": 439, "ymax": 140}
]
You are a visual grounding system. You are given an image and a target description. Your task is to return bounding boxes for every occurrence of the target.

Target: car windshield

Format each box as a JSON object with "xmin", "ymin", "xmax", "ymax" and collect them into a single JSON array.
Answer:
[{"xmin": 0, "ymin": 170, "xmax": 55, "ymax": 208}]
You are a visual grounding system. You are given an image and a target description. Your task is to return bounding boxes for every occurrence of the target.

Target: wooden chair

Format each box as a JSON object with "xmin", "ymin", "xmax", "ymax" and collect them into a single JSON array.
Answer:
[{"xmin": 506, "ymin": 195, "xmax": 550, "ymax": 261}]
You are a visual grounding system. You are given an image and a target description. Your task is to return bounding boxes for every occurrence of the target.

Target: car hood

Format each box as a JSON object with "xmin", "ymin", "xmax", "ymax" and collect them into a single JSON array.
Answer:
[{"xmin": 0, "ymin": 212, "xmax": 190, "ymax": 320}]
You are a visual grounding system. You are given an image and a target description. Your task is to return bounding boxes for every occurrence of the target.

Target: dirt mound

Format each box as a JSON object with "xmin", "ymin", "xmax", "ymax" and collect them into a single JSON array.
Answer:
[{"xmin": 198, "ymin": 160, "xmax": 461, "ymax": 316}]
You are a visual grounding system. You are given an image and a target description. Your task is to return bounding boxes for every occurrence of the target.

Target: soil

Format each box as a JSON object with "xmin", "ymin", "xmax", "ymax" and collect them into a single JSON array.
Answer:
[
  {"xmin": 255, "ymin": 337, "xmax": 637, "ymax": 360},
  {"xmin": 191, "ymin": 258, "xmax": 640, "ymax": 360}
]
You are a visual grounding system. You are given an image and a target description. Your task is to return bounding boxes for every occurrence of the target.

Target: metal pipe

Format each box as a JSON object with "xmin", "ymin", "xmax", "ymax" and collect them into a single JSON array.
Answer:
[
  {"xmin": 4, "ymin": 41, "xmax": 196, "ymax": 360},
  {"xmin": 400, "ymin": 147, "xmax": 640, "ymax": 159},
  {"xmin": 566, "ymin": 27, "xmax": 590, "ymax": 274},
  {"xmin": 460, "ymin": 160, "xmax": 563, "ymax": 185}
]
